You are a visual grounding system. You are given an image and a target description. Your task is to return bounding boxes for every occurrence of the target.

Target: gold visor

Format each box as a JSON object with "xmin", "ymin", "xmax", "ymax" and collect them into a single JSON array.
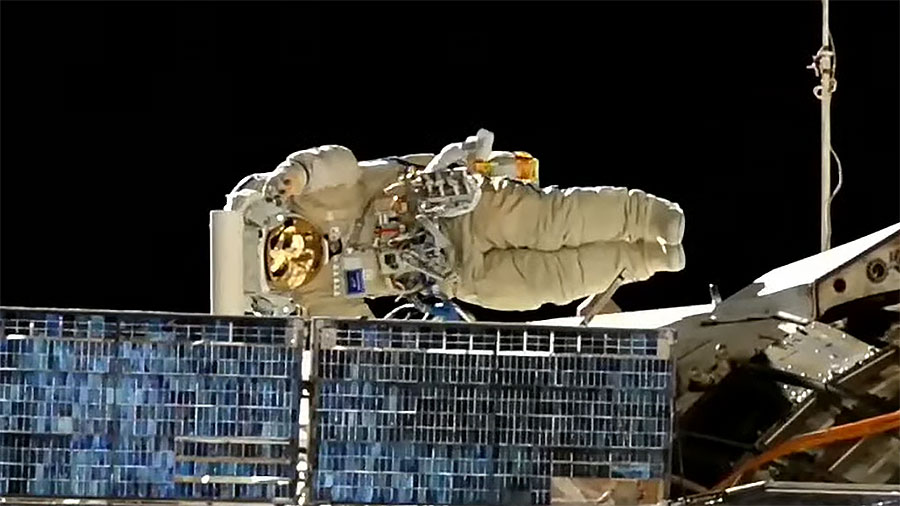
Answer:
[{"xmin": 265, "ymin": 216, "xmax": 325, "ymax": 291}]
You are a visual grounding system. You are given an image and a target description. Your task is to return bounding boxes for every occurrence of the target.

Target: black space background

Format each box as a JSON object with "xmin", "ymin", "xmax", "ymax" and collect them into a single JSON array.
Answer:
[{"xmin": 0, "ymin": 1, "xmax": 897, "ymax": 321}]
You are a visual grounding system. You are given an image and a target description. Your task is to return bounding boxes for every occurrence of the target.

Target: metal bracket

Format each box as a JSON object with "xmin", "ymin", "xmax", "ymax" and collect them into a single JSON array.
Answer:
[{"xmin": 578, "ymin": 268, "xmax": 627, "ymax": 326}]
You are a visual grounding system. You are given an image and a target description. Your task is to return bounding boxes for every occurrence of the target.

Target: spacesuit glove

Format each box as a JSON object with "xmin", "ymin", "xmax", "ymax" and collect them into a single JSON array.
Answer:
[
  {"xmin": 424, "ymin": 143, "xmax": 467, "ymax": 173},
  {"xmin": 424, "ymin": 128, "xmax": 495, "ymax": 173},
  {"xmin": 463, "ymin": 128, "xmax": 494, "ymax": 162},
  {"xmin": 263, "ymin": 158, "xmax": 310, "ymax": 204}
]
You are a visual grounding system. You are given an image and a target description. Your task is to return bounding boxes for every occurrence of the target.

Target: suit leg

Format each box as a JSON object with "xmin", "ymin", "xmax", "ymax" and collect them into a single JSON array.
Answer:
[
  {"xmin": 452, "ymin": 240, "xmax": 684, "ymax": 311},
  {"xmin": 463, "ymin": 179, "xmax": 685, "ymax": 253}
]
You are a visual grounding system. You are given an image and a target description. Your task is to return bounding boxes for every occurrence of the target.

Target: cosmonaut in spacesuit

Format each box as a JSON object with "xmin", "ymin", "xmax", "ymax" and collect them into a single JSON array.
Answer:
[{"xmin": 225, "ymin": 129, "xmax": 685, "ymax": 318}]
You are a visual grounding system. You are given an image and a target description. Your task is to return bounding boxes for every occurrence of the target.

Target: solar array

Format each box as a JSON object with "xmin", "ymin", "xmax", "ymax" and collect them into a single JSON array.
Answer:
[
  {"xmin": 310, "ymin": 319, "xmax": 675, "ymax": 505},
  {"xmin": 1, "ymin": 310, "xmax": 675, "ymax": 505},
  {"xmin": 0, "ymin": 308, "xmax": 301, "ymax": 501}
]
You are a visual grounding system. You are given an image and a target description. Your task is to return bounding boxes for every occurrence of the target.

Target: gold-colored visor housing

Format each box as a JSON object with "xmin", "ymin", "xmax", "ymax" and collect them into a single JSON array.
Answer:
[{"xmin": 265, "ymin": 217, "xmax": 325, "ymax": 291}]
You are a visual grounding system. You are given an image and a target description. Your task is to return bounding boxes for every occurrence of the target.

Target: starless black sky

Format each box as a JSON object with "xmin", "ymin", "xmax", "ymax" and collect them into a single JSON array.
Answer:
[{"xmin": 1, "ymin": 1, "xmax": 897, "ymax": 321}]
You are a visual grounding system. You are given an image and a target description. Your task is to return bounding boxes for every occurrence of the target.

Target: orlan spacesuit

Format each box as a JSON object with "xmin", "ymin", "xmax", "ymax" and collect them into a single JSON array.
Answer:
[{"xmin": 222, "ymin": 129, "xmax": 685, "ymax": 318}]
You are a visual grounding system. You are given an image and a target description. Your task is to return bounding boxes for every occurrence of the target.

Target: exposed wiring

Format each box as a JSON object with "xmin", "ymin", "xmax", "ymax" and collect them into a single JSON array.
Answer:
[
  {"xmin": 383, "ymin": 303, "xmax": 418, "ymax": 319},
  {"xmin": 828, "ymin": 31, "xmax": 838, "ymax": 91},
  {"xmin": 713, "ymin": 410, "xmax": 900, "ymax": 490},
  {"xmin": 827, "ymin": 145, "xmax": 844, "ymax": 230},
  {"xmin": 824, "ymin": 31, "xmax": 843, "ymax": 247}
]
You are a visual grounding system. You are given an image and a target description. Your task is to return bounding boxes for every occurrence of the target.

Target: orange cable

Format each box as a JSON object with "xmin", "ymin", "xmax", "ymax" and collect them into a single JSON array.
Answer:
[{"xmin": 714, "ymin": 410, "xmax": 900, "ymax": 491}]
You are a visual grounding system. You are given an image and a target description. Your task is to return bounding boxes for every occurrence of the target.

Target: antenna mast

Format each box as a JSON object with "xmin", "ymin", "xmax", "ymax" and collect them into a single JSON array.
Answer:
[{"xmin": 810, "ymin": 0, "xmax": 837, "ymax": 251}]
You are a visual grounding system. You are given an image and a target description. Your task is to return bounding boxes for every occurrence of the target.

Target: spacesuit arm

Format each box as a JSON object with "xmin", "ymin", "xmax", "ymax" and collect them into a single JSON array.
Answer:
[
  {"xmin": 258, "ymin": 130, "xmax": 494, "ymax": 204},
  {"xmin": 424, "ymin": 128, "xmax": 494, "ymax": 173},
  {"xmin": 264, "ymin": 144, "xmax": 364, "ymax": 201}
]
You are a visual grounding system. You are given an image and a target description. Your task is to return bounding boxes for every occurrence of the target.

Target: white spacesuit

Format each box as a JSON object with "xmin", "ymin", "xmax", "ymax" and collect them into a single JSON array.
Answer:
[{"xmin": 224, "ymin": 130, "xmax": 685, "ymax": 318}]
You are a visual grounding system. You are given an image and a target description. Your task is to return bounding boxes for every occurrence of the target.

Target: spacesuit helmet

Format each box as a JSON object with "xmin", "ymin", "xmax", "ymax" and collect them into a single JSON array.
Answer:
[{"xmin": 264, "ymin": 216, "xmax": 327, "ymax": 291}]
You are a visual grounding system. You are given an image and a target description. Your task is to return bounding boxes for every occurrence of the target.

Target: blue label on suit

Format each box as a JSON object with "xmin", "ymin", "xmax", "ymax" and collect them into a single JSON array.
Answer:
[{"xmin": 346, "ymin": 269, "xmax": 366, "ymax": 295}]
